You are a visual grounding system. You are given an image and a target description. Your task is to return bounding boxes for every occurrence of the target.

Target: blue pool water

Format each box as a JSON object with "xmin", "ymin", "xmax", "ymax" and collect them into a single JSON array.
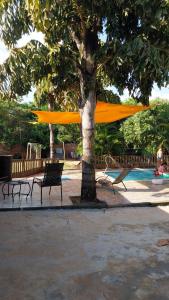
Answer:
[
  {"xmin": 105, "ymin": 169, "xmax": 164, "ymax": 181},
  {"xmin": 62, "ymin": 176, "xmax": 70, "ymax": 180}
]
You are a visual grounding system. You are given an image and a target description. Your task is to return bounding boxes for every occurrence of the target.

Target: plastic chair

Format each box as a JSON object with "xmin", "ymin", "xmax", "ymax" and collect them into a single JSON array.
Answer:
[{"xmin": 96, "ymin": 168, "xmax": 130, "ymax": 194}]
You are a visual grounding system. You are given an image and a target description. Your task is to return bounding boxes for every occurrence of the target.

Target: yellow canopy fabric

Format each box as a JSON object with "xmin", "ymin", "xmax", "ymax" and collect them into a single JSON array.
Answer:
[{"xmin": 32, "ymin": 101, "xmax": 150, "ymax": 124}]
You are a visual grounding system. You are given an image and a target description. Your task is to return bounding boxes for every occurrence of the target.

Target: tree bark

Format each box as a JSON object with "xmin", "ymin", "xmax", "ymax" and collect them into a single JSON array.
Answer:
[
  {"xmin": 81, "ymin": 93, "xmax": 96, "ymax": 202},
  {"xmin": 63, "ymin": 141, "xmax": 66, "ymax": 160},
  {"xmin": 79, "ymin": 56, "xmax": 97, "ymax": 202},
  {"xmin": 71, "ymin": 27, "xmax": 98, "ymax": 202},
  {"xmin": 48, "ymin": 101, "xmax": 55, "ymax": 160}
]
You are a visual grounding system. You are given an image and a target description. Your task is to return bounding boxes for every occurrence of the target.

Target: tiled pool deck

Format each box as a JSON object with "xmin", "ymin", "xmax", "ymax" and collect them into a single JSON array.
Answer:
[{"xmin": 0, "ymin": 169, "xmax": 169, "ymax": 209}]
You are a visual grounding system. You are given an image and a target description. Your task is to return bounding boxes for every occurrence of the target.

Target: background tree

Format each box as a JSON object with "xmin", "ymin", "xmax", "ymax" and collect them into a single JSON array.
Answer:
[
  {"xmin": 95, "ymin": 123, "xmax": 124, "ymax": 156},
  {"xmin": 57, "ymin": 124, "xmax": 81, "ymax": 160},
  {"xmin": 0, "ymin": 100, "xmax": 55, "ymax": 153},
  {"xmin": 1, "ymin": 1, "xmax": 169, "ymax": 202},
  {"xmin": 121, "ymin": 100, "xmax": 169, "ymax": 155}
]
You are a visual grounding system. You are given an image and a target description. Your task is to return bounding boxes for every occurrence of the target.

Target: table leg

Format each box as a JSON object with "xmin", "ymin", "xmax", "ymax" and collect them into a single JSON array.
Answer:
[
  {"xmin": 2, "ymin": 182, "xmax": 11, "ymax": 199},
  {"xmin": 2, "ymin": 183, "xmax": 7, "ymax": 199},
  {"xmin": 25, "ymin": 183, "xmax": 31, "ymax": 201},
  {"xmin": 19, "ymin": 184, "xmax": 21, "ymax": 199},
  {"xmin": 12, "ymin": 185, "xmax": 15, "ymax": 203}
]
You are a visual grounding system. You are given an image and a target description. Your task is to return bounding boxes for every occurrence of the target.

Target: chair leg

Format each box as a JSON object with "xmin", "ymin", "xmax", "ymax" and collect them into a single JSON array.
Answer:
[
  {"xmin": 49, "ymin": 186, "xmax": 51, "ymax": 196},
  {"xmin": 18, "ymin": 183, "xmax": 21, "ymax": 199},
  {"xmin": 31, "ymin": 180, "xmax": 34, "ymax": 197},
  {"xmin": 2, "ymin": 183, "xmax": 7, "ymax": 199},
  {"xmin": 122, "ymin": 181, "xmax": 127, "ymax": 191},
  {"xmin": 41, "ymin": 187, "xmax": 42, "ymax": 205},
  {"xmin": 61, "ymin": 184, "xmax": 63, "ymax": 206},
  {"xmin": 12, "ymin": 184, "xmax": 15, "ymax": 203},
  {"xmin": 112, "ymin": 185, "xmax": 116, "ymax": 194}
]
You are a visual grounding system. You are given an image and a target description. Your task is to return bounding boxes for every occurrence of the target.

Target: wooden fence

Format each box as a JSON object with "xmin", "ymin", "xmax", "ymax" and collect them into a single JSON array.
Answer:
[
  {"xmin": 11, "ymin": 155, "xmax": 169, "ymax": 177},
  {"xmin": 95, "ymin": 155, "xmax": 169, "ymax": 169},
  {"xmin": 12, "ymin": 158, "xmax": 58, "ymax": 178}
]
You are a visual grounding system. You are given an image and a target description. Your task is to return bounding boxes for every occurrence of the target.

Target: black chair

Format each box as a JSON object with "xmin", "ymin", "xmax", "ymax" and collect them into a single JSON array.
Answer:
[{"xmin": 31, "ymin": 163, "xmax": 64, "ymax": 205}]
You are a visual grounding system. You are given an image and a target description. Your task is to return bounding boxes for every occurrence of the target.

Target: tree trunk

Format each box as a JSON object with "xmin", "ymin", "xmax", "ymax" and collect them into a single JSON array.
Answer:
[
  {"xmin": 48, "ymin": 123, "xmax": 55, "ymax": 159},
  {"xmin": 81, "ymin": 94, "xmax": 96, "ymax": 202},
  {"xmin": 63, "ymin": 141, "xmax": 66, "ymax": 160},
  {"xmin": 78, "ymin": 52, "xmax": 97, "ymax": 202},
  {"xmin": 48, "ymin": 101, "xmax": 55, "ymax": 159},
  {"xmin": 72, "ymin": 28, "xmax": 98, "ymax": 202}
]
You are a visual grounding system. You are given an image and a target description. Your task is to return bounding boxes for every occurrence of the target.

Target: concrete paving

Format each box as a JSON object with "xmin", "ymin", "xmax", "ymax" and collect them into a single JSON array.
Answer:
[{"xmin": 0, "ymin": 207, "xmax": 169, "ymax": 299}]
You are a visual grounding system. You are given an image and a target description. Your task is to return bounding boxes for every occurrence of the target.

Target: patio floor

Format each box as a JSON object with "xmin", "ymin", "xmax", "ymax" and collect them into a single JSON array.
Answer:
[
  {"xmin": 0, "ymin": 170, "xmax": 169, "ymax": 209},
  {"xmin": 1, "ymin": 207, "xmax": 169, "ymax": 299}
]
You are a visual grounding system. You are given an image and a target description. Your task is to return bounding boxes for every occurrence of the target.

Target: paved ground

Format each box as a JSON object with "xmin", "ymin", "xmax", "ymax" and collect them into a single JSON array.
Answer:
[
  {"xmin": 0, "ymin": 170, "xmax": 169, "ymax": 208},
  {"xmin": 0, "ymin": 207, "xmax": 169, "ymax": 299}
]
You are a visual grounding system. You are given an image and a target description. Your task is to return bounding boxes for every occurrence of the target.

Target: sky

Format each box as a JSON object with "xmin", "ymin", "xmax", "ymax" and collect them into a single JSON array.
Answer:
[{"xmin": 0, "ymin": 31, "xmax": 169, "ymax": 102}]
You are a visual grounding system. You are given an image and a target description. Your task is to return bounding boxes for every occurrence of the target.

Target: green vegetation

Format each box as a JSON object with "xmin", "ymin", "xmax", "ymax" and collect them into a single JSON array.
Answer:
[
  {"xmin": 1, "ymin": 98, "xmax": 169, "ymax": 158},
  {"xmin": 0, "ymin": 100, "xmax": 57, "ymax": 151},
  {"xmin": 0, "ymin": 100, "xmax": 82, "ymax": 154},
  {"xmin": 121, "ymin": 99, "xmax": 169, "ymax": 155}
]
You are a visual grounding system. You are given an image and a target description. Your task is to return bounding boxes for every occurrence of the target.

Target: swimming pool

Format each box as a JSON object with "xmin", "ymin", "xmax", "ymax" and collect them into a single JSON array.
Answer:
[
  {"xmin": 62, "ymin": 176, "xmax": 70, "ymax": 180},
  {"xmin": 105, "ymin": 169, "xmax": 165, "ymax": 181}
]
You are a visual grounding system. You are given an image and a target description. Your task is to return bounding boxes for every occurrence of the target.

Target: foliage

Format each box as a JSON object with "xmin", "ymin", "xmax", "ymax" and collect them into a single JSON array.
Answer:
[
  {"xmin": 122, "ymin": 98, "xmax": 138, "ymax": 105},
  {"xmin": 1, "ymin": 1, "xmax": 169, "ymax": 105},
  {"xmin": 121, "ymin": 100, "xmax": 169, "ymax": 155},
  {"xmin": 0, "ymin": 40, "xmax": 51, "ymax": 98},
  {"xmin": 72, "ymin": 122, "xmax": 125, "ymax": 156},
  {"xmin": 95, "ymin": 123, "xmax": 124, "ymax": 155},
  {"xmin": 0, "ymin": 100, "xmax": 57, "ymax": 150},
  {"xmin": 57, "ymin": 124, "xmax": 81, "ymax": 144}
]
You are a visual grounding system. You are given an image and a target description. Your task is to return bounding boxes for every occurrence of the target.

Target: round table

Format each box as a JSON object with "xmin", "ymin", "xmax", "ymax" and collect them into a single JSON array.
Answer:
[{"xmin": 2, "ymin": 180, "xmax": 31, "ymax": 202}]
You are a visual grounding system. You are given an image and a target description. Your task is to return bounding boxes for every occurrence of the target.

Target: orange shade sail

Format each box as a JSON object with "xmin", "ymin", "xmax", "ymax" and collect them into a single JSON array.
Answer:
[{"xmin": 32, "ymin": 101, "xmax": 150, "ymax": 124}]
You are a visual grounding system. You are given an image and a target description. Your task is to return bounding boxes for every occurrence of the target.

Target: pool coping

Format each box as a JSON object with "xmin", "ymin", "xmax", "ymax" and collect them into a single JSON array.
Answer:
[{"xmin": 0, "ymin": 200, "xmax": 169, "ymax": 211}]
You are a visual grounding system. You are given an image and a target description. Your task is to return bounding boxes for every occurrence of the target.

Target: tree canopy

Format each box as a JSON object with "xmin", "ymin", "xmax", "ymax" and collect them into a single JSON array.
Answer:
[
  {"xmin": 121, "ymin": 100, "xmax": 169, "ymax": 155},
  {"xmin": 0, "ymin": 100, "xmax": 57, "ymax": 151},
  {"xmin": 1, "ymin": 1, "xmax": 169, "ymax": 103}
]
